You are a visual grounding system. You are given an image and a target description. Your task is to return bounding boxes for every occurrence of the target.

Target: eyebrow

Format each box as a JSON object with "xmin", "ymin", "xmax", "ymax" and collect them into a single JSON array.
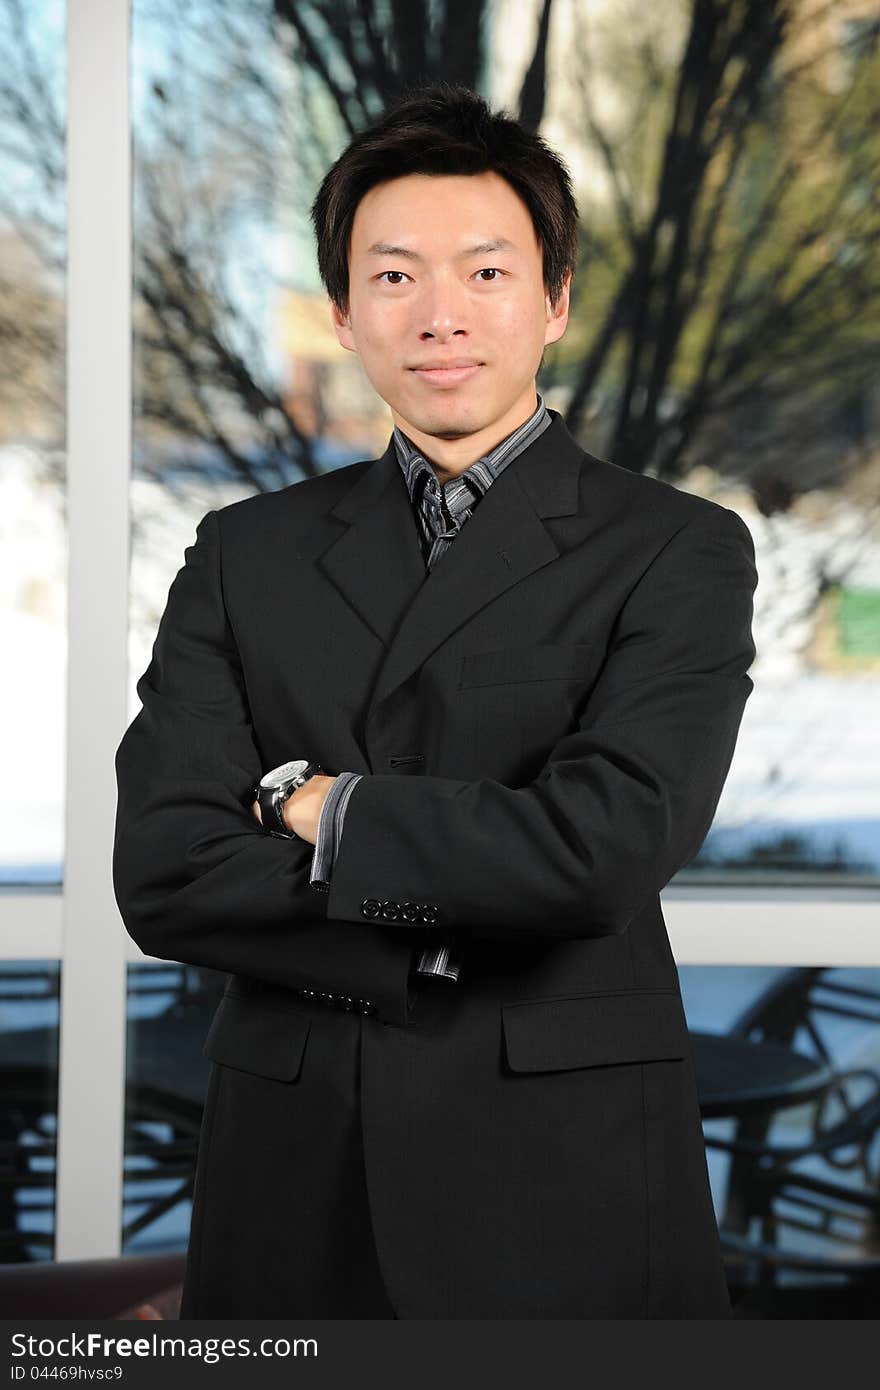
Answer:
[{"xmin": 364, "ymin": 237, "xmax": 518, "ymax": 261}]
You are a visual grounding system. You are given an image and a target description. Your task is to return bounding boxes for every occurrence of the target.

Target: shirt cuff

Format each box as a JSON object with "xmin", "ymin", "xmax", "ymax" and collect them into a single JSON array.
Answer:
[
  {"xmin": 309, "ymin": 771, "xmax": 363, "ymax": 892},
  {"xmin": 414, "ymin": 944, "xmax": 463, "ymax": 981}
]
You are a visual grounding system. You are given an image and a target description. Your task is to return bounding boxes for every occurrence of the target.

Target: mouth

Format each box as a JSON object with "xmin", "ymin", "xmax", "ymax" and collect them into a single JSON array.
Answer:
[{"xmin": 410, "ymin": 363, "xmax": 483, "ymax": 387}]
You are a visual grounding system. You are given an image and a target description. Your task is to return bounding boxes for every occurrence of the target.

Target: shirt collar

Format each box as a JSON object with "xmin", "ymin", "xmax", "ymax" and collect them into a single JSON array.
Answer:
[{"xmin": 392, "ymin": 390, "xmax": 550, "ymax": 506}]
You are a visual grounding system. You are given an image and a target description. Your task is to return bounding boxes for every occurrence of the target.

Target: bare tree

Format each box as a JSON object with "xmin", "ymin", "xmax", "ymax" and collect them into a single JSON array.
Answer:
[
  {"xmin": 1, "ymin": 0, "xmax": 878, "ymax": 506},
  {"xmin": 561, "ymin": 0, "xmax": 880, "ymax": 488}
]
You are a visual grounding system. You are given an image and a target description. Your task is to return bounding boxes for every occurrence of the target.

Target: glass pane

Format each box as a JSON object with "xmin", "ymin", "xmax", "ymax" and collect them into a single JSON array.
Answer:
[
  {"xmin": 0, "ymin": 962, "xmax": 61, "ymax": 1262},
  {"xmin": 0, "ymin": 0, "xmax": 67, "ymax": 884},
  {"xmin": 127, "ymin": 0, "xmax": 880, "ymax": 889},
  {"xmin": 122, "ymin": 962, "xmax": 221, "ymax": 1271},
  {"xmin": 679, "ymin": 963, "xmax": 880, "ymax": 1318},
  {"xmin": 516, "ymin": 2, "xmax": 880, "ymax": 884}
]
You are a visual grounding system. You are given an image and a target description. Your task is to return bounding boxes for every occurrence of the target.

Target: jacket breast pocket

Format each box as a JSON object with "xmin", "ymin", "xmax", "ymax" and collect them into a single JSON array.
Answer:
[
  {"xmin": 202, "ymin": 991, "xmax": 311, "ymax": 1082},
  {"xmin": 501, "ymin": 988, "xmax": 689, "ymax": 1074},
  {"xmin": 458, "ymin": 642, "xmax": 598, "ymax": 690}
]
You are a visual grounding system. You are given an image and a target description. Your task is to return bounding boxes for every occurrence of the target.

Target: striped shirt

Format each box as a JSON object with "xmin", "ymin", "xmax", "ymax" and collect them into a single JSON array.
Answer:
[{"xmin": 309, "ymin": 391, "xmax": 553, "ymax": 982}]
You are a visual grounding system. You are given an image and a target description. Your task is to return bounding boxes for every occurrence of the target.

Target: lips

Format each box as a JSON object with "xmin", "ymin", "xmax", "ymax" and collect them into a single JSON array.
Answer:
[{"xmin": 411, "ymin": 363, "xmax": 483, "ymax": 386}]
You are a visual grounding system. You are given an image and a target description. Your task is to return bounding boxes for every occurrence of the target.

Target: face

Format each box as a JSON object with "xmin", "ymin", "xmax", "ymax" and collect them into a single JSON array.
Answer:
[{"xmin": 331, "ymin": 171, "xmax": 571, "ymax": 460}]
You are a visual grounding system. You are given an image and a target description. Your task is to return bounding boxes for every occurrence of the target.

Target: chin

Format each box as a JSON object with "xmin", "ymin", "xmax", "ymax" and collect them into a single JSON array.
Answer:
[{"xmin": 407, "ymin": 414, "xmax": 484, "ymax": 443}]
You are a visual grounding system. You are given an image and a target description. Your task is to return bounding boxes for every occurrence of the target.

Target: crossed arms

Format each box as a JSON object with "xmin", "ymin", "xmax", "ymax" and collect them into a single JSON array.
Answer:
[{"xmin": 112, "ymin": 503, "xmax": 757, "ymax": 990}]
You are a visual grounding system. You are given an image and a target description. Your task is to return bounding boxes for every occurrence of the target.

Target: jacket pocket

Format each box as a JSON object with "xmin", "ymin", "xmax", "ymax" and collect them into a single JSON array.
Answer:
[
  {"xmin": 202, "ymin": 992, "xmax": 311, "ymax": 1082},
  {"xmin": 501, "ymin": 988, "xmax": 689, "ymax": 1074},
  {"xmin": 459, "ymin": 642, "xmax": 597, "ymax": 689}
]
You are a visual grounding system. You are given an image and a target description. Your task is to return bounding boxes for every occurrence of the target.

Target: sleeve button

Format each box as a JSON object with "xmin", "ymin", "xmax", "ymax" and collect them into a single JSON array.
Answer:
[{"xmin": 361, "ymin": 898, "xmax": 381, "ymax": 918}]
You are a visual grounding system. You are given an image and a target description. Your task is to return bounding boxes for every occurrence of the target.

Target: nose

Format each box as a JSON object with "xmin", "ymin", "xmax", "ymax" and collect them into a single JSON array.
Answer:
[{"xmin": 418, "ymin": 272, "xmax": 470, "ymax": 342}]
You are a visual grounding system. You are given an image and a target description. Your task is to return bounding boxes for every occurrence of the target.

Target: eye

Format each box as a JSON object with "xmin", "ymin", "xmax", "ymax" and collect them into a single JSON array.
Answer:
[{"xmin": 376, "ymin": 267, "xmax": 507, "ymax": 285}]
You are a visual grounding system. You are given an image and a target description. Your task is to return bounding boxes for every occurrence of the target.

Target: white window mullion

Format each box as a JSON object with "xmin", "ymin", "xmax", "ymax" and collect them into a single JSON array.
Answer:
[
  {"xmin": 663, "ymin": 887, "xmax": 880, "ymax": 965},
  {"xmin": 57, "ymin": 0, "xmax": 131, "ymax": 1260}
]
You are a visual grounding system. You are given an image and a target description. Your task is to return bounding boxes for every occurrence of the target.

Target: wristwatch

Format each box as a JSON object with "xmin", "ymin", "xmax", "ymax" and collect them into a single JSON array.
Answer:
[{"xmin": 256, "ymin": 759, "xmax": 324, "ymax": 839}]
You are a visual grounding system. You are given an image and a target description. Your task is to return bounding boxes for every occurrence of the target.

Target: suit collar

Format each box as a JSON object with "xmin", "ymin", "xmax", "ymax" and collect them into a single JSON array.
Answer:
[{"xmin": 319, "ymin": 408, "xmax": 583, "ymax": 719}]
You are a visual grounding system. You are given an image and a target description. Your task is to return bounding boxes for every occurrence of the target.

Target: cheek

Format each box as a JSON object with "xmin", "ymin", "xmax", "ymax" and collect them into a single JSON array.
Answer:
[
  {"xmin": 353, "ymin": 314, "xmax": 382, "ymax": 350},
  {"xmin": 348, "ymin": 298, "xmax": 395, "ymax": 350},
  {"xmin": 491, "ymin": 295, "xmax": 545, "ymax": 343},
  {"xmin": 359, "ymin": 316, "xmax": 404, "ymax": 366}
]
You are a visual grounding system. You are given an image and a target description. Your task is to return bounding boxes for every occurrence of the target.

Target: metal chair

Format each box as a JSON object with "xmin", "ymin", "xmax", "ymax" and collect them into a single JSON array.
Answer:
[{"xmin": 704, "ymin": 966, "xmax": 880, "ymax": 1313}]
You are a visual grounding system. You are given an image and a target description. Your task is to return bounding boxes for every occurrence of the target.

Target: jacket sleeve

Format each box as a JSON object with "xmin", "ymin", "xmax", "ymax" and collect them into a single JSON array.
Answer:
[
  {"xmin": 112, "ymin": 508, "xmax": 416, "ymax": 1019},
  {"xmin": 323, "ymin": 506, "xmax": 758, "ymax": 942},
  {"xmin": 310, "ymin": 775, "xmax": 464, "ymax": 978}
]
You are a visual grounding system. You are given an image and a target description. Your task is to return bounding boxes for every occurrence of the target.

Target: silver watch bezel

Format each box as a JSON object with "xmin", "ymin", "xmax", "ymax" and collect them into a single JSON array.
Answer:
[{"xmin": 259, "ymin": 758, "xmax": 310, "ymax": 792}]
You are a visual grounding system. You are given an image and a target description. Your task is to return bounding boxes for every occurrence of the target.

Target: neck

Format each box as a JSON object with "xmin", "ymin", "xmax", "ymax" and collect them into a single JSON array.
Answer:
[{"xmin": 392, "ymin": 385, "xmax": 540, "ymax": 487}]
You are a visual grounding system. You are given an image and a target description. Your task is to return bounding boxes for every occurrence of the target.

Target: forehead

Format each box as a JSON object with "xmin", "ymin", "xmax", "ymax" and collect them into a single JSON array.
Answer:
[
  {"xmin": 363, "ymin": 235, "xmax": 519, "ymax": 263},
  {"xmin": 349, "ymin": 171, "xmax": 540, "ymax": 257}
]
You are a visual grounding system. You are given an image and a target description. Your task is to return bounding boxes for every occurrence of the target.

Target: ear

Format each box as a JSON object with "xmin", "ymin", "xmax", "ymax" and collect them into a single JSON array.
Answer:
[
  {"xmin": 543, "ymin": 269, "xmax": 572, "ymax": 349},
  {"xmin": 330, "ymin": 298, "xmax": 357, "ymax": 354}
]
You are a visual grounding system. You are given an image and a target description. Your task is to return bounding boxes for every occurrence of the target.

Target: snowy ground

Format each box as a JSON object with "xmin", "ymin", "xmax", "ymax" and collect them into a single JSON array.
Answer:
[{"xmin": 3, "ymin": 439, "xmax": 879, "ymax": 879}]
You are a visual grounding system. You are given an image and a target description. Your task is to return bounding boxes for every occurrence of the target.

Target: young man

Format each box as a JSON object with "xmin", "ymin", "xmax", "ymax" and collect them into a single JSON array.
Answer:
[{"xmin": 113, "ymin": 82, "xmax": 757, "ymax": 1318}]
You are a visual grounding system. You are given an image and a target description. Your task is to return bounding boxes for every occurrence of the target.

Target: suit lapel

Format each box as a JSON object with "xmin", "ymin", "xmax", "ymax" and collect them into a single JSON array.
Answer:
[
  {"xmin": 318, "ymin": 435, "xmax": 426, "ymax": 650},
  {"xmin": 318, "ymin": 409, "xmax": 584, "ymax": 721}
]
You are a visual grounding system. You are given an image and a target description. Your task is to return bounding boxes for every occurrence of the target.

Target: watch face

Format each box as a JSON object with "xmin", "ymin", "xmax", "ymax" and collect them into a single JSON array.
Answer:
[{"xmin": 259, "ymin": 758, "xmax": 309, "ymax": 790}]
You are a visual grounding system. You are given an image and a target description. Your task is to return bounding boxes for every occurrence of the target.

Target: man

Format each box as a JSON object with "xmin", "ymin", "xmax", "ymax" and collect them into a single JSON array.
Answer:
[{"xmin": 113, "ymin": 82, "xmax": 757, "ymax": 1319}]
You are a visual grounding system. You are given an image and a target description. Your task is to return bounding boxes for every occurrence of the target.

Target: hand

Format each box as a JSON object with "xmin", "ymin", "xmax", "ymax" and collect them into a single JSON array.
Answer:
[{"xmin": 251, "ymin": 774, "xmax": 336, "ymax": 846}]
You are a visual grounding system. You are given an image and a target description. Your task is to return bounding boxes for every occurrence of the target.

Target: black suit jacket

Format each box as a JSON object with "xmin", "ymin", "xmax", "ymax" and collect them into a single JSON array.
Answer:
[{"xmin": 113, "ymin": 409, "xmax": 757, "ymax": 1317}]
